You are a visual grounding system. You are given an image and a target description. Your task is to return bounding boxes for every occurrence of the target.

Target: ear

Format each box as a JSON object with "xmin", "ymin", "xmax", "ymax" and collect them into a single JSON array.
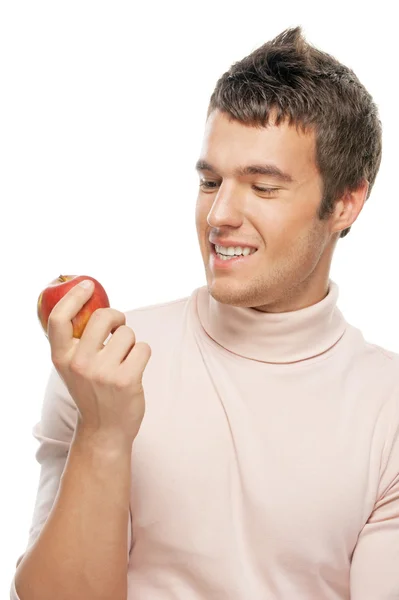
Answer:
[{"xmin": 330, "ymin": 179, "xmax": 369, "ymax": 234}]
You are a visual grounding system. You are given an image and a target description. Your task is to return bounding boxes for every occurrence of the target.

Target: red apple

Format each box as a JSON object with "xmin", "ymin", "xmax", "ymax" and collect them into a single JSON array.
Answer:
[{"xmin": 37, "ymin": 274, "xmax": 110, "ymax": 339}]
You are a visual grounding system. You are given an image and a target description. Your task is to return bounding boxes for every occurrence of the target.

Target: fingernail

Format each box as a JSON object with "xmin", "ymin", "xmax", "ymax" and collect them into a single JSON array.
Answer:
[{"xmin": 79, "ymin": 279, "xmax": 94, "ymax": 289}]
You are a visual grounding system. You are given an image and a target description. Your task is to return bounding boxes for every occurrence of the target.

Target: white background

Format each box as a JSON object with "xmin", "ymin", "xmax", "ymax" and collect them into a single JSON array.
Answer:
[{"xmin": 1, "ymin": 0, "xmax": 397, "ymax": 595}]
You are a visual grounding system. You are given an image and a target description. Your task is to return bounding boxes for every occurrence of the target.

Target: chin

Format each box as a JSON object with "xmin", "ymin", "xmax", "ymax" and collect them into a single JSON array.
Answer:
[{"xmin": 206, "ymin": 274, "xmax": 267, "ymax": 308}]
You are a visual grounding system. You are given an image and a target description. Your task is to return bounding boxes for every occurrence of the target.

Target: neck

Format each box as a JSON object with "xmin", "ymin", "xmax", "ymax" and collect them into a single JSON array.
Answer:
[
  {"xmin": 252, "ymin": 277, "xmax": 330, "ymax": 314},
  {"xmin": 196, "ymin": 278, "xmax": 347, "ymax": 364}
]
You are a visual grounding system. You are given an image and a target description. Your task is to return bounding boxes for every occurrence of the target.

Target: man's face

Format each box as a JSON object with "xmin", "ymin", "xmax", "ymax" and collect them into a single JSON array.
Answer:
[{"xmin": 195, "ymin": 109, "xmax": 337, "ymax": 312}]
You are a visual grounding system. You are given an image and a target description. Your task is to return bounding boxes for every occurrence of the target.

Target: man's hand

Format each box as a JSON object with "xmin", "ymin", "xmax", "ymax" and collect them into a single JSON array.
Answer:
[{"xmin": 47, "ymin": 280, "xmax": 152, "ymax": 447}]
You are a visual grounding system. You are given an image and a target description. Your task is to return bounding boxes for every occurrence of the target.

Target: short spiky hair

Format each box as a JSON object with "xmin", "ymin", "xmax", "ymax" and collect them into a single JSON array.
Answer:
[{"xmin": 207, "ymin": 27, "xmax": 382, "ymax": 238}]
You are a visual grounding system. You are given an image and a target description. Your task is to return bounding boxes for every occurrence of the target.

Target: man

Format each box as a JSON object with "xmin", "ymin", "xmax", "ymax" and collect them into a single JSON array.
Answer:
[{"xmin": 12, "ymin": 26, "xmax": 398, "ymax": 600}]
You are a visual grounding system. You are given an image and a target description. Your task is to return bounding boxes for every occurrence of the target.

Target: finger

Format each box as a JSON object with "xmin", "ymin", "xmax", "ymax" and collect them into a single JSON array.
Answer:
[
  {"xmin": 98, "ymin": 325, "xmax": 136, "ymax": 368},
  {"xmin": 118, "ymin": 341, "xmax": 152, "ymax": 384},
  {"xmin": 75, "ymin": 308, "xmax": 126, "ymax": 360},
  {"xmin": 48, "ymin": 281, "xmax": 95, "ymax": 362}
]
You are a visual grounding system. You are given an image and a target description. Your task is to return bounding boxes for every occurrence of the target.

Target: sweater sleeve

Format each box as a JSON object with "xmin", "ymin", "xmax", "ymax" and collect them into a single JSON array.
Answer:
[
  {"xmin": 350, "ymin": 395, "xmax": 399, "ymax": 599},
  {"xmin": 9, "ymin": 365, "xmax": 132, "ymax": 599}
]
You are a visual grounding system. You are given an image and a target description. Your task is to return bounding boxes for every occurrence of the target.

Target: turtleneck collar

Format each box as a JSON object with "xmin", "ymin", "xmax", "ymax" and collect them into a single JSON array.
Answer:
[{"xmin": 196, "ymin": 279, "xmax": 347, "ymax": 364}]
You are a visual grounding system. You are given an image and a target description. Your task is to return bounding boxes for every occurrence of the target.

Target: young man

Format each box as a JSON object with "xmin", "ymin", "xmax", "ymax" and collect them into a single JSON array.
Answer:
[{"xmin": 12, "ymin": 27, "xmax": 398, "ymax": 600}]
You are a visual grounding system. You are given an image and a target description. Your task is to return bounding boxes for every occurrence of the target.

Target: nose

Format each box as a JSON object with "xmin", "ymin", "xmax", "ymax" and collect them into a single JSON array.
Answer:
[{"xmin": 206, "ymin": 181, "xmax": 243, "ymax": 229}]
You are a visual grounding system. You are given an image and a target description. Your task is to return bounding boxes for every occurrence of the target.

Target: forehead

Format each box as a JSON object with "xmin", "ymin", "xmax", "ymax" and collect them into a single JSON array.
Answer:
[{"xmin": 200, "ymin": 110, "xmax": 318, "ymax": 179}]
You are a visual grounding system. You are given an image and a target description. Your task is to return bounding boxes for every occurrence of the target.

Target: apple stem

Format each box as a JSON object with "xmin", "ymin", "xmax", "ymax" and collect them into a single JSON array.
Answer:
[{"xmin": 58, "ymin": 275, "xmax": 67, "ymax": 282}]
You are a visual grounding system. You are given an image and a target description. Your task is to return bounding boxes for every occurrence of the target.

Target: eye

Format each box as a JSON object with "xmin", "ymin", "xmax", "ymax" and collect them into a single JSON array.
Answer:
[
  {"xmin": 252, "ymin": 186, "xmax": 279, "ymax": 194},
  {"xmin": 199, "ymin": 180, "xmax": 279, "ymax": 195},
  {"xmin": 199, "ymin": 180, "xmax": 219, "ymax": 191}
]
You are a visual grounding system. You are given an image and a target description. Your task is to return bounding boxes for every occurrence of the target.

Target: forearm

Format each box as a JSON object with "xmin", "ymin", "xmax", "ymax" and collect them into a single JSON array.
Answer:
[{"xmin": 14, "ymin": 426, "xmax": 132, "ymax": 600}]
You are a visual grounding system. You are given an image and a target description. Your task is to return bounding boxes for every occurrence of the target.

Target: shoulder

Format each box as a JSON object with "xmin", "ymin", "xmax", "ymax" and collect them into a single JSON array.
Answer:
[
  {"xmin": 345, "ymin": 323, "xmax": 399, "ymax": 382},
  {"xmin": 361, "ymin": 337, "xmax": 399, "ymax": 383}
]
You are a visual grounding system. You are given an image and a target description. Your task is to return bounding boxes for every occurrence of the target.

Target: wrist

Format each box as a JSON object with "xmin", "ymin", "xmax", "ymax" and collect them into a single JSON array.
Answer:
[{"xmin": 73, "ymin": 422, "xmax": 135, "ymax": 457}]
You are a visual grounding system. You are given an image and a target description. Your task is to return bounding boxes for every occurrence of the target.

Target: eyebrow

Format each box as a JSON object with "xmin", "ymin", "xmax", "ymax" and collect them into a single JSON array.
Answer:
[{"xmin": 195, "ymin": 159, "xmax": 294, "ymax": 184}]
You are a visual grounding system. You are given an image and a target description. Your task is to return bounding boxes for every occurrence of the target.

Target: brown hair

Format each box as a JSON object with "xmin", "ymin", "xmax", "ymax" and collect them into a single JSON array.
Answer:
[{"xmin": 207, "ymin": 27, "xmax": 382, "ymax": 238}]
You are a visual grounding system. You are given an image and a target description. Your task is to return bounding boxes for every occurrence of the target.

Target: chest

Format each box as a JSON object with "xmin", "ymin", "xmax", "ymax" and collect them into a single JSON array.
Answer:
[{"xmin": 129, "ymin": 353, "xmax": 379, "ymax": 564}]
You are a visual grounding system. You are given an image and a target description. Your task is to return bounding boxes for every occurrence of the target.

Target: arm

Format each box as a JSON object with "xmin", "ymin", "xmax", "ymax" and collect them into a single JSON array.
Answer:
[
  {"xmin": 350, "ymin": 395, "xmax": 399, "ymax": 599},
  {"xmin": 11, "ymin": 282, "xmax": 149, "ymax": 600},
  {"xmin": 10, "ymin": 365, "xmax": 132, "ymax": 600},
  {"xmin": 14, "ymin": 424, "xmax": 132, "ymax": 600}
]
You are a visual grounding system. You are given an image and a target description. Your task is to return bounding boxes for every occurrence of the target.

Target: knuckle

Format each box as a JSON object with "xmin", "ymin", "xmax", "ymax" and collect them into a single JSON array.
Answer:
[
  {"xmin": 119, "ymin": 324, "xmax": 135, "ymax": 338},
  {"xmin": 92, "ymin": 369, "xmax": 111, "ymax": 385},
  {"xmin": 51, "ymin": 353, "xmax": 64, "ymax": 369},
  {"xmin": 114, "ymin": 376, "xmax": 129, "ymax": 391},
  {"xmin": 70, "ymin": 356, "xmax": 89, "ymax": 374},
  {"xmin": 137, "ymin": 341, "xmax": 151, "ymax": 356},
  {"xmin": 131, "ymin": 381, "xmax": 144, "ymax": 395},
  {"xmin": 109, "ymin": 307, "xmax": 125, "ymax": 319},
  {"xmin": 47, "ymin": 313, "xmax": 62, "ymax": 330},
  {"xmin": 92, "ymin": 308, "xmax": 125, "ymax": 324},
  {"xmin": 113, "ymin": 310, "xmax": 126, "ymax": 324},
  {"xmin": 115, "ymin": 375, "xmax": 142, "ymax": 393}
]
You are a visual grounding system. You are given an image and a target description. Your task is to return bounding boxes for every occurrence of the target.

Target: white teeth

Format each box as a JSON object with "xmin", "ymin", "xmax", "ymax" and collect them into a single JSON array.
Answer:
[{"xmin": 215, "ymin": 244, "xmax": 255, "ymax": 257}]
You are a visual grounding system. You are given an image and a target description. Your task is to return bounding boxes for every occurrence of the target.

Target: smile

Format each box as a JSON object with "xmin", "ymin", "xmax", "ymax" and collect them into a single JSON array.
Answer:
[{"xmin": 210, "ymin": 243, "xmax": 258, "ymax": 269}]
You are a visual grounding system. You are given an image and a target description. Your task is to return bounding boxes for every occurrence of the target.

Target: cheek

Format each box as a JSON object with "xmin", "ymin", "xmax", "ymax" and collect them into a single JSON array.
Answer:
[
  {"xmin": 195, "ymin": 195, "xmax": 213, "ymax": 230},
  {"xmin": 195, "ymin": 197, "xmax": 203, "ymax": 227},
  {"xmin": 254, "ymin": 204, "xmax": 300, "ymax": 249},
  {"xmin": 266, "ymin": 198, "xmax": 317, "ymax": 237},
  {"xmin": 259, "ymin": 206, "xmax": 321, "ymax": 259},
  {"xmin": 195, "ymin": 194, "xmax": 206, "ymax": 219}
]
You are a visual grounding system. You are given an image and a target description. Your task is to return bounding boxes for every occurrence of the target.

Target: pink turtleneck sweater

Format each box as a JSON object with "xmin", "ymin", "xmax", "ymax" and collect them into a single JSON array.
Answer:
[{"xmin": 10, "ymin": 280, "xmax": 399, "ymax": 599}]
